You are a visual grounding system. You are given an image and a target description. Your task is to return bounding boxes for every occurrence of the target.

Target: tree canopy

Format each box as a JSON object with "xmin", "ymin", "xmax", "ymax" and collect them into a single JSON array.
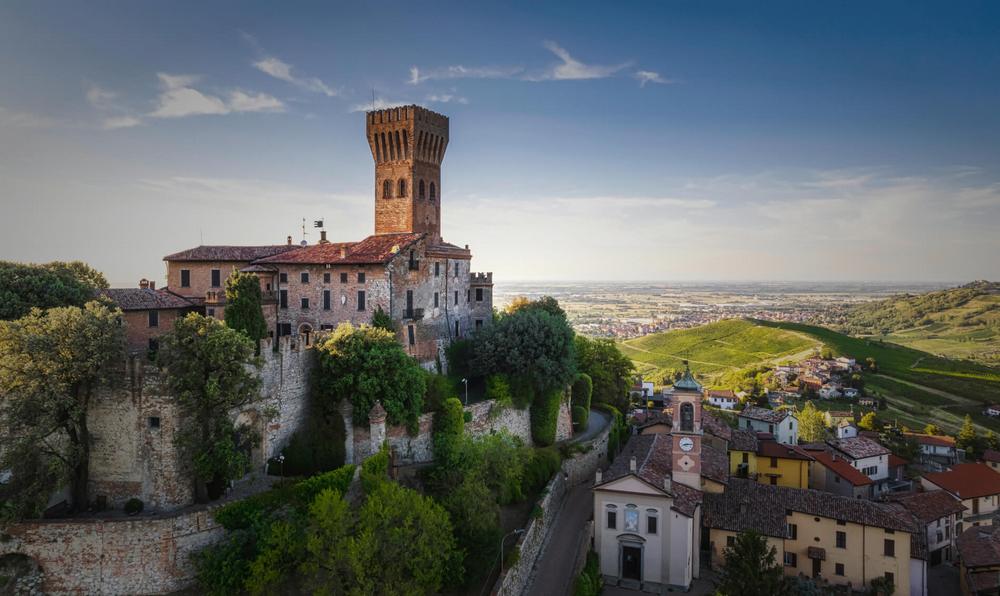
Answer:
[
  {"xmin": 224, "ymin": 270, "xmax": 268, "ymax": 343},
  {"xmin": 797, "ymin": 401, "xmax": 827, "ymax": 443},
  {"xmin": 158, "ymin": 313, "xmax": 261, "ymax": 502},
  {"xmin": 0, "ymin": 260, "xmax": 108, "ymax": 320},
  {"xmin": 716, "ymin": 530, "xmax": 791, "ymax": 596},
  {"xmin": 574, "ymin": 335, "xmax": 633, "ymax": 413},
  {"xmin": 315, "ymin": 323, "xmax": 426, "ymax": 430},
  {"xmin": 0, "ymin": 301, "xmax": 124, "ymax": 519}
]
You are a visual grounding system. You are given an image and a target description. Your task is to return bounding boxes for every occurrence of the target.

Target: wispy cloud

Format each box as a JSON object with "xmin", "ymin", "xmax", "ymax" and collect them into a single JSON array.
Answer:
[
  {"xmin": 426, "ymin": 94, "xmax": 468, "ymax": 105},
  {"xmin": 409, "ymin": 65, "xmax": 524, "ymax": 85},
  {"xmin": 85, "ymin": 83, "xmax": 143, "ymax": 129},
  {"xmin": 532, "ymin": 41, "xmax": 631, "ymax": 81},
  {"xmin": 102, "ymin": 115, "xmax": 142, "ymax": 130},
  {"xmin": 149, "ymin": 73, "xmax": 285, "ymax": 118},
  {"xmin": 633, "ymin": 70, "xmax": 671, "ymax": 87},
  {"xmin": 349, "ymin": 98, "xmax": 409, "ymax": 113},
  {"xmin": 253, "ymin": 56, "xmax": 339, "ymax": 97},
  {"xmin": 0, "ymin": 106, "xmax": 59, "ymax": 129}
]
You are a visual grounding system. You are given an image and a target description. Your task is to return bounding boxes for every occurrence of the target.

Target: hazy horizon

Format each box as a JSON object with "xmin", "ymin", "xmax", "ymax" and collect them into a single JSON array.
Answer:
[{"xmin": 3, "ymin": 1, "xmax": 999, "ymax": 287}]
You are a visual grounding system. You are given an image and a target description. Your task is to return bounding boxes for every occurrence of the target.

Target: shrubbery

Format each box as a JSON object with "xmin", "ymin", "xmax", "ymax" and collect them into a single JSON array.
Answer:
[
  {"xmin": 572, "ymin": 406, "xmax": 588, "ymax": 429},
  {"xmin": 530, "ymin": 389, "xmax": 563, "ymax": 446},
  {"xmin": 573, "ymin": 551, "xmax": 602, "ymax": 596},
  {"xmin": 572, "ymin": 373, "xmax": 593, "ymax": 427}
]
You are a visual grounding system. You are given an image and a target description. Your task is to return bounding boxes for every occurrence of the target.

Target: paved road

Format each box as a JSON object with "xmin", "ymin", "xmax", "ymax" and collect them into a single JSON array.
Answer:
[
  {"xmin": 523, "ymin": 482, "xmax": 593, "ymax": 596},
  {"xmin": 569, "ymin": 409, "xmax": 611, "ymax": 445}
]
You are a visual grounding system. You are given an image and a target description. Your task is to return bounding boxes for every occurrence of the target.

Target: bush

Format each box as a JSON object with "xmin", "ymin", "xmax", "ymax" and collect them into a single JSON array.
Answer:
[
  {"xmin": 530, "ymin": 389, "xmax": 562, "ymax": 446},
  {"xmin": 293, "ymin": 465, "xmax": 355, "ymax": 505},
  {"xmin": 572, "ymin": 406, "xmax": 588, "ymax": 429},
  {"xmin": 522, "ymin": 447, "xmax": 562, "ymax": 495},
  {"xmin": 436, "ymin": 397, "xmax": 465, "ymax": 437},
  {"xmin": 485, "ymin": 374, "xmax": 513, "ymax": 407},
  {"xmin": 193, "ymin": 528, "xmax": 257, "ymax": 596},
  {"xmin": 594, "ymin": 403, "xmax": 626, "ymax": 461},
  {"xmin": 424, "ymin": 372, "xmax": 457, "ymax": 413},
  {"xmin": 124, "ymin": 498, "xmax": 143, "ymax": 515},
  {"xmin": 508, "ymin": 375, "xmax": 535, "ymax": 410},
  {"xmin": 573, "ymin": 551, "xmax": 602, "ymax": 596},
  {"xmin": 361, "ymin": 445, "xmax": 390, "ymax": 493}
]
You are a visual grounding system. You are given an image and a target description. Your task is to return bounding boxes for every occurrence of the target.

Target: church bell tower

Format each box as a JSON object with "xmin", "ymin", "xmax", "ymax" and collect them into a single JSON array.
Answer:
[
  {"xmin": 366, "ymin": 105, "xmax": 448, "ymax": 244},
  {"xmin": 671, "ymin": 361, "xmax": 703, "ymax": 490}
]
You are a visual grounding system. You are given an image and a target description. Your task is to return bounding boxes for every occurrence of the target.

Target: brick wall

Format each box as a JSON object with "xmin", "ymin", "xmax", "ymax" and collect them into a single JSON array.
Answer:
[
  {"xmin": 120, "ymin": 308, "xmax": 185, "ymax": 355},
  {"xmin": 165, "ymin": 260, "xmax": 249, "ymax": 300}
]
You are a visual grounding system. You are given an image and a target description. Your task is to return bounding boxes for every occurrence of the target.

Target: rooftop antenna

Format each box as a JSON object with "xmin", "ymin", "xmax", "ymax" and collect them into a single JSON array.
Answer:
[
  {"xmin": 300, "ymin": 218, "xmax": 309, "ymax": 246},
  {"xmin": 372, "ymin": 88, "xmax": 376, "ymax": 111}
]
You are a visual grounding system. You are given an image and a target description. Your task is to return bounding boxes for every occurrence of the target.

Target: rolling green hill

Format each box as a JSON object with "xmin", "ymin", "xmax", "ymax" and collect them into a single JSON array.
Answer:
[
  {"xmin": 829, "ymin": 281, "xmax": 1000, "ymax": 364},
  {"xmin": 619, "ymin": 319, "xmax": 820, "ymax": 379}
]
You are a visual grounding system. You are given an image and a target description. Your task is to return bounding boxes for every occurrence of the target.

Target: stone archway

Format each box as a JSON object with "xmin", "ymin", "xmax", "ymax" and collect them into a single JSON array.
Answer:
[{"xmin": 298, "ymin": 323, "xmax": 314, "ymax": 346}]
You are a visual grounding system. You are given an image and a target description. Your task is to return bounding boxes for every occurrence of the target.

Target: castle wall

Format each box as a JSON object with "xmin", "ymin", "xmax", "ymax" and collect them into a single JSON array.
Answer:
[{"xmin": 274, "ymin": 263, "xmax": 390, "ymax": 335}]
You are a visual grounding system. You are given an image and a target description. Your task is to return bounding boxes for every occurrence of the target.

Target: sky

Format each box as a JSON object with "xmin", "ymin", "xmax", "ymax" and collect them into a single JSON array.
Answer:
[{"xmin": 1, "ymin": 1, "xmax": 999, "ymax": 286}]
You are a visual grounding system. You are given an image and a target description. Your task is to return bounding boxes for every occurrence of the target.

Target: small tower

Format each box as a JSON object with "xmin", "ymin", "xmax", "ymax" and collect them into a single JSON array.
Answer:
[
  {"xmin": 368, "ymin": 401, "xmax": 387, "ymax": 455},
  {"xmin": 366, "ymin": 105, "xmax": 449, "ymax": 243},
  {"xmin": 671, "ymin": 361, "xmax": 703, "ymax": 490}
]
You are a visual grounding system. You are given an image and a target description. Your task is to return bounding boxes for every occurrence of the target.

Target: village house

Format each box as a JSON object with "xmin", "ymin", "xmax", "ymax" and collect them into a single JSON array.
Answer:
[
  {"xmin": 827, "ymin": 437, "xmax": 892, "ymax": 496},
  {"xmin": 97, "ymin": 283, "xmax": 197, "ymax": 354},
  {"xmin": 957, "ymin": 524, "xmax": 1000, "ymax": 595},
  {"xmin": 859, "ymin": 396, "xmax": 878, "ymax": 408},
  {"xmin": 889, "ymin": 491, "xmax": 966, "ymax": 566},
  {"xmin": 703, "ymin": 478, "xmax": 925, "ymax": 596},
  {"xmin": 825, "ymin": 410, "xmax": 855, "ymax": 428},
  {"xmin": 922, "ymin": 463, "xmax": 1000, "ymax": 530},
  {"xmin": 728, "ymin": 429, "xmax": 813, "ymax": 489},
  {"xmin": 837, "ymin": 420, "xmax": 859, "ymax": 439},
  {"xmin": 593, "ymin": 366, "xmax": 708, "ymax": 591},
  {"xmin": 705, "ymin": 389, "xmax": 738, "ymax": 410},
  {"xmin": 819, "ymin": 384, "xmax": 843, "ymax": 400},
  {"xmin": 985, "ymin": 405, "xmax": 1000, "ymax": 418},
  {"xmin": 738, "ymin": 405, "xmax": 799, "ymax": 445},
  {"xmin": 804, "ymin": 446, "xmax": 875, "ymax": 499},
  {"xmin": 905, "ymin": 432, "xmax": 960, "ymax": 468},
  {"xmin": 983, "ymin": 449, "xmax": 1000, "ymax": 473}
]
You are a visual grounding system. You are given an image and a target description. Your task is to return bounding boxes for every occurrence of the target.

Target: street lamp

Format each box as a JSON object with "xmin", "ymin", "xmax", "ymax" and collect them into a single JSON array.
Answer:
[
  {"xmin": 276, "ymin": 454, "xmax": 285, "ymax": 478},
  {"xmin": 500, "ymin": 528, "xmax": 526, "ymax": 572},
  {"xmin": 462, "ymin": 378, "xmax": 469, "ymax": 405}
]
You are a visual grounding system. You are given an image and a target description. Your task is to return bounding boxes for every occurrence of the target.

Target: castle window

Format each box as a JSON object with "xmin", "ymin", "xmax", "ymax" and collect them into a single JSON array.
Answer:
[
  {"xmin": 180, "ymin": 269, "xmax": 191, "ymax": 288},
  {"xmin": 394, "ymin": 131, "xmax": 402, "ymax": 161},
  {"xmin": 476, "ymin": 319, "xmax": 483, "ymax": 330},
  {"xmin": 429, "ymin": 182, "xmax": 436, "ymax": 202},
  {"xmin": 323, "ymin": 290, "xmax": 331, "ymax": 310},
  {"xmin": 301, "ymin": 297, "xmax": 309, "ymax": 310},
  {"xmin": 148, "ymin": 338, "xmax": 158, "ymax": 355},
  {"xmin": 148, "ymin": 310, "xmax": 159, "ymax": 328},
  {"xmin": 434, "ymin": 292, "xmax": 439, "ymax": 308},
  {"xmin": 357, "ymin": 291, "xmax": 366, "ymax": 311},
  {"xmin": 434, "ymin": 261, "xmax": 439, "ymax": 276},
  {"xmin": 454, "ymin": 320, "xmax": 459, "ymax": 337},
  {"xmin": 402, "ymin": 130, "xmax": 409, "ymax": 159},
  {"xmin": 383, "ymin": 179, "xmax": 392, "ymax": 198},
  {"xmin": 398, "ymin": 178, "xmax": 407, "ymax": 197},
  {"xmin": 680, "ymin": 403, "xmax": 694, "ymax": 432},
  {"xmin": 324, "ymin": 273, "xmax": 331, "ymax": 283},
  {"xmin": 340, "ymin": 272, "xmax": 348, "ymax": 283},
  {"xmin": 280, "ymin": 272, "xmax": 288, "ymax": 284},
  {"xmin": 419, "ymin": 180, "xmax": 426, "ymax": 200},
  {"xmin": 454, "ymin": 290, "xmax": 458, "ymax": 306},
  {"xmin": 280, "ymin": 289, "xmax": 288, "ymax": 309},
  {"xmin": 358, "ymin": 272, "xmax": 366, "ymax": 283},
  {"xmin": 408, "ymin": 325, "xmax": 415, "ymax": 346},
  {"xmin": 476, "ymin": 288, "xmax": 484, "ymax": 301},
  {"xmin": 211, "ymin": 269, "xmax": 221, "ymax": 288},
  {"xmin": 148, "ymin": 416, "xmax": 160, "ymax": 429},
  {"xmin": 301, "ymin": 271, "xmax": 310, "ymax": 284}
]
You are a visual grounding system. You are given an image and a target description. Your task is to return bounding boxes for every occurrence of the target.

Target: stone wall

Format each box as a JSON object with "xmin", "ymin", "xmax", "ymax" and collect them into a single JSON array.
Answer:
[
  {"xmin": 0, "ymin": 506, "xmax": 224, "ymax": 595},
  {"xmin": 562, "ymin": 422, "xmax": 611, "ymax": 486}
]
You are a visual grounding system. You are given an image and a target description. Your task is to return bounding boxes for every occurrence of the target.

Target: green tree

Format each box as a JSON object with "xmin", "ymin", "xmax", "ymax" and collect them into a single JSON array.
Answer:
[
  {"xmin": 370, "ymin": 305, "xmax": 396, "ymax": 333},
  {"xmin": 798, "ymin": 401, "xmax": 827, "ymax": 442},
  {"xmin": 923, "ymin": 423, "xmax": 941, "ymax": 436},
  {"xmin": 0, "ymin": 260, "xmax": 108, "ymax": 320},
  {"xmin": 572, "ymin": 372, "xmax": 594, "ymax": 428},
  {"xmin": 223, "ymin": 270, "xmax": 268, "ymax": 344},
  {"xmin": 158, "ymin": 313, "xmax": 261, "ymax": 502},
  {"xmin": 858, "ymin": 411, "xmax": 879, "ymax": 431},
  {"xmin": 530, "ymin": 389, "xmax": 563, "ymax": 447},
  {"xmin": 716, "ymin": 530, "xmax": 791, "ymax": 596},
  {"xmin": 505, "ymin": 295, "xmax": 566, "ymax": 319},
  {"xmin": 957, "ymin": 414, "xmax": 981, "ymax": 459},
  {"xmin": 0, "ymin": 301, "xmax": 124, "ymax": 518},
  {"xmin": 574, "ymin": 335, "xmax": 634, "ymax": 413},
  {"xmin": 315, "ymin": 323, "xmax": 426, "ymax": 430},
  {"xmin": 987, "ymin": 430, "xmax": 1000, "ymax": 451}
]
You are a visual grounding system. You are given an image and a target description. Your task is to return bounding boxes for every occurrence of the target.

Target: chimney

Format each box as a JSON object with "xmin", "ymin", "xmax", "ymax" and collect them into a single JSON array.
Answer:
[
  {"xmin": 287, "ymin": 235, "xmax": 293, "ymax": 246},
  {"xmin": 629, "ymin": 456, "xmax": 637, "ymax": 473},
  {"xmin": 139, "ymin": 278, "xmax": 149, "ymax": 289},
  {"xmin": 340, "ymin": 246, "xmax": 347, "ymax": 259},
  {"xmin": 319, "ymin": 230, "xmax": 329, "ymax": 244},
  {"xmin": 595, "ymin": 470, "xmax": 603, "ymax": 484},
  {"xmin": 663, "ymin": 477, "xmax": 672, "ymax": 493},
  {"xmin": 149, "ymin": 281, "xmax": 155, "ymax": 290}
]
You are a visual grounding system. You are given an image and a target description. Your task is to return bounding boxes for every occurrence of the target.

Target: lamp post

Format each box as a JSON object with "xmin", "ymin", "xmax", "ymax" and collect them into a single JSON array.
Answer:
[
  {"xmin": 277, "ymin": 454, "xmax": 285, "ymax": 478},
  {"xmin": 462, "ymin": 378, "xmax": 469, "ymax": 405},
  {"xmin": 500, "ymin": 528, "xmax": 526, "ymax": 573}
]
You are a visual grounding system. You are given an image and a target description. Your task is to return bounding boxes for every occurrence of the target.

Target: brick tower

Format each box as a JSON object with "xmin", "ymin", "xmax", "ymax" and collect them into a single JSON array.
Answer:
[
  {"xmin": 366, "ymin": 105, "xmax": 449, "ymax": 243},
  {"xmin": 671, "ymin": 361, "xmax": 704, "ymax": 490}
]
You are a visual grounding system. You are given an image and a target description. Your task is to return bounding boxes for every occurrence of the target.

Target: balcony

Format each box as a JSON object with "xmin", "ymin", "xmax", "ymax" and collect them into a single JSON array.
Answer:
[{"xmin": 404, "ymin": 308, "xmax": 424, "ymax": 321}]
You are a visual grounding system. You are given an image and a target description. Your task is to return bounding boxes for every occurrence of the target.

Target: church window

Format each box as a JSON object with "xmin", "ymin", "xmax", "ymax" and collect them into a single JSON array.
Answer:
[
  {"xmin": 606, "ymin": 505, "xmax": 617, "ymax": 530},
  {"xmin": 646, "ymin": 510, "xmax": 658, "ymax": 535},
  {"xmin": 429, "ymin": 182, "xmax": 436, "ymax": 202},
  {"xmin": 680, "ymin": 403, "xmax": 694, "ymax": 432},
  {"xmin": 624, "ymin": 505, "xmax": 639, "ymax": 532},
  {"xmin": 383, "ymin": 179, "xmax": 392, "ymax": 198},
  {"xmin": 398, "ymin": 178, "xmax": 407, "ymax": 197},
  {"xmin": 419, "ymin": 179, "xmax": 426, "ymax": 200}
]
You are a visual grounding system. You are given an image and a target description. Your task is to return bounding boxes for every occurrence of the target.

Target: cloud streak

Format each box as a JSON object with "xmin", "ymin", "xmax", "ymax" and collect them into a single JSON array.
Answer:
[
  {"xmin": 633, "ymin": 70, "xmax": 671, "ymax": 87},
  {"xmin": 253, "ymin": 56, "xmax": 339, "ymax": 97},
  {"xmin": 149, "ymin": 73, "xmax": 285, "ymax": 118}
]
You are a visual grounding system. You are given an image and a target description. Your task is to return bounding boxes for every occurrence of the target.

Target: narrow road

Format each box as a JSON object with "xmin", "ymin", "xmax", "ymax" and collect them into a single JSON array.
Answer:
[
  {"xmin": 523, "ymin": 482, "xmax": 593, "ymax": 596},
  {"xmin": 567, "ymin": 409, "xmax": 610, "ymax": 445},
  {"xmin": 872, "ymin": 373, "xmax": 977, "ymax": 406}
]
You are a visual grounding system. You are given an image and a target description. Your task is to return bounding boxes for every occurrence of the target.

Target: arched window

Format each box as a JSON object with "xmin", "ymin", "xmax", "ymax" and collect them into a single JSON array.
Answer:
[
  {"xmin": 383, "ymin": 179, "xmax": 392, "ymax": 199},
  {"xmin": 398, "ymin": 178, "xmax": 407, "ymax": 197},
  {"xmin": 419, "ymin": 179, "xmax": 426, "ymax": 200},
  {"xmin": 680, "ymin": 402, "xmax": 694, "ymax": 432},
  {"xmin": 429, "ymin": 181, "xmax": 436, "ymax": 202}
]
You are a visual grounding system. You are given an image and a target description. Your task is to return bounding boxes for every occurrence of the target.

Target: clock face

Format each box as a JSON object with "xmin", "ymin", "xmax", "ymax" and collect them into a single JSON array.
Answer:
[{"xmin": 679, "ymin": 437, "xmax": 695, "ymax": 452}]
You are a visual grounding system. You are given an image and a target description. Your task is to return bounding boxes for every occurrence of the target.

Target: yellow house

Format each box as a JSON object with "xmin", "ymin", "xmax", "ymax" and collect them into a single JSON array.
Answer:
[
  {"xmin": 703, "ymin": 478, "xmax": 923, "ymax": 596},
  {"xmin": 729, "ymin": 428, "xmax": 813, "ymax": 489}
]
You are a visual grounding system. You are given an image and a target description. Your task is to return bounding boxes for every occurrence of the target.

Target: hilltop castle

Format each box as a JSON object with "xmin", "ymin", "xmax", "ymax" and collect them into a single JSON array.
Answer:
[{"xmin": 106, "ymin": 106, "xmax": 493, "ymax": 364}]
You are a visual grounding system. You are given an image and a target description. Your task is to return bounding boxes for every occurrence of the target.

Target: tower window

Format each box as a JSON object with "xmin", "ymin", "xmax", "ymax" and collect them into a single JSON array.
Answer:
[
  {"xmin": 429, "ymin": 182, "xmax": 436, "ymax": 202},
  {"xmin": 180, "ymin": 269, "xmax": 191, "ymax": 288},
  {"xmin": 476, "ymin": 288, "xmax": 484, "ymax": 301},
  {"xmin": 383, "ymin": 179, "xmax": 392, "ymax": 198},
  {"xmin": 680, "ymin": 403, "xmax": 694, "ymax": 432},
  {"xmin": 419, "ymin": 179, "xmax": 426, "ymax": 200},
  {"xmin": 398, "ymin": 178, "xmax": 407, "ymax": 197},
  {"xmin": 211, "ymin": 269, "xmax": 221, "ymax": 288}
]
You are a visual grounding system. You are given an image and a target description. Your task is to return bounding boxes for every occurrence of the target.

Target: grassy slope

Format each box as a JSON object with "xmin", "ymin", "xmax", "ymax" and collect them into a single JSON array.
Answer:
[{"xmin": 619, "ymin": 319, "xmax": 818, "ymax": 378}]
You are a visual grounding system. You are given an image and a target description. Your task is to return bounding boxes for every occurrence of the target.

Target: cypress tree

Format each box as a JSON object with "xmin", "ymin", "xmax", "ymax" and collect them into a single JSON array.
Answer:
[{"xmin": 224, "ymin": 270, "xmax": 268, "ymax": 344}]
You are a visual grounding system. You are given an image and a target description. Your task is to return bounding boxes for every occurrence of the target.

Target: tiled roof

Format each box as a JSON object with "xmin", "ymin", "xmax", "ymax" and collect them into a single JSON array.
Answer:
[
  {"xmin": 757, "ymin": 440, "xmax": 815, "ymax": 462},
  {"xmin": 904, "ymin": 432, "xmax": 956, "ymax": 448},
  {"xmin": 730, "ymin": 428, "xmax": 759, "ymax": 452},
  {"xmin": 805, "ymin": 448, "xmax": 873, "ymax": 486},
  {"xmin": 256, "ymin": 233, "xmax": 423, "ymax": 265},
  {"xmin": 739, "ymin": 406, "xmax": 790, "ymax": 424},
  {"xmin": 923, "ymin": 463, "xmax": 1000, "ymax": 499},
  {"xmin": 958, "ymin": 525, "xmax": 1000, "ymax": 569},
  {"xmin": 828, "ymin": 437, "xmax": 890, "ymax": 460},
  {"xmin": 673, "ymin": 366, "xmax": 702, "ymax": 392},
  {"xmin": 707, "ymin": 389, "xmax": 736, "ymax": 399},
  {"xmin": 702, "ymin": 443, "xmax": 730, "ymax": 485},
  {"xmin": 634, "ymin": 410, "xmax": 672, "ymax": 430},
  {"xmin": 826, "ymin": 410, "xmax": 853, "ymax": 418},
  {"xmin": 703, "ymin": 478, "xmax": 917, "ymax": 539},
  {"xmin": 983, "ymin": 449, "xmax": 1000, "ymax": 464},
  {"xmin": 97, "ymin": 288, "xmax": 194, "ymax": 311},
  {"xmin": 889, "ymin": 490, "xmax": 966, "ymax": 525},
  {"xmin": 163, "ymin": 245, "xmax": 298, "ymax": 262},
  {"xmin": 239, "ymin": 264, "xmax": 278, "ymax": 273},
  {"xmin": 598, "ymin": 434, "xmax": 702, "ymax": 517},
  {"xmin": 425, "ymin": 242, "xmax": 472, "ymax": 258},
  {"xmin": 701, "ymin": 411, "xmax": 732, "ymax": 442},
  {"xmin": 888, "ymin": 454, "xmax": 909, "ymax": 468}
]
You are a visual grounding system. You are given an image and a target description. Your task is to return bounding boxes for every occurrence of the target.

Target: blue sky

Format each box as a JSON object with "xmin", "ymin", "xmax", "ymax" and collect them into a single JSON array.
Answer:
[{"xmin": 1, "ymin": 1, "xmax": 999, "ymax": 285}]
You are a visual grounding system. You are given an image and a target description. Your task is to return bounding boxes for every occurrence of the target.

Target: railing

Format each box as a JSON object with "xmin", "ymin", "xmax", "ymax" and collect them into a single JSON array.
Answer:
[{"xmin": 404, "ymin": 308, "xmax": 424, "ymax": 320}]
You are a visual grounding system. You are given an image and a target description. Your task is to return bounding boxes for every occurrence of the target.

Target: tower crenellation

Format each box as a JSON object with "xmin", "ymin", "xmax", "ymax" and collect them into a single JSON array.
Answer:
[{"xmin": 367, "ymin": 105, "xmax": 449, "ymax": 243}]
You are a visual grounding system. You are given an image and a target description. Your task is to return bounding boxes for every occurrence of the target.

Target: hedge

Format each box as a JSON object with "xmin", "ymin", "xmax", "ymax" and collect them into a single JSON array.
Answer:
[
  {"xmin": 572, "ymin": 373, "xmax": 593, "ymax": 427},
  {"xmin": 530, "ymin": 389, "xmax": 562, "ymax": 446}
]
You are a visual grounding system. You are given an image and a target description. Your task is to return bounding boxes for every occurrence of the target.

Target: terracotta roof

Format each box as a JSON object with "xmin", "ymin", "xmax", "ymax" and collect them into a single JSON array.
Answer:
[
  {"xmin": 889, "ymin": 454, "xmax": 909, "ymax": 468},
  {"xmin": 757, "ymin": 439, "xmax": 815, "ymax": 462},
  {"xmin": 239, "ymin": 264, "xmax": 278, "ymax": 273},
  {"xmin": 707, "ymin": 389, "xmax": 736, "ymax": 399},
  {"xmin": 163, "ymin": 245, "xmax": 298, "ymax": 262},
  {"xmin": 923, "ymin": 463, "xmax": 1000, "ymax": 499},
  {"xmin": 739, "ymin": 406, "xmax": 790, "ymax": 424},
  {"xmin": 262, "ymin": 233, "xmax": 423, "ymax": 265},
  {"xmin": 904, "ymin": 432, "xmax": 956, "ymax": 448},
  {"xmin": 805, "ymin": 448, "xmax": 873, "ymax": 487},
  {"xmin": 828, "ymin": 437, "xmax": 890, "ymax": 460},
  {"xmin": 826, "ymin": 410, "xmax": 853, "ymax": 419},
  {"xmin": 701, "ymin": 443, "xmax": 730, "ymax": 485},
  {"xmin": 701, "ymin": 411, "xmax": 732, "ymax": 442},
  {"xmin": 97, "ymin": 288, "xmax": 195, "ymax": 311},
  {"xmin": 730, "ymin": 428, "xmax": 758, "ymax": 452},
  {"xmin": 890, "ymin": 490, "xmax": 966, "ymax": 525},
  {"xmin": 634, "ymin": 410, "xmax": 672, "ymax": 430},
  {"xmin": 959, "ymin": 525, "xmax": 1000, "ymax": 569},
  {"xmin": 983, "ymin": 449, "xmax": 1000, "ymax": 464},
  {"xmin": 597, "ymin": 434, "xmax": 702, "ymax": 517},
  {"xmin": 703, "ymin": 478, "xmax": 917, "ymax": 538},
  {"xmin": 425, "ymin": 242, "xmax": 472, "ymax": 259},
  {"xmin": 968, "ymin": 570, "xmax": 1000, "ymax": 593}
]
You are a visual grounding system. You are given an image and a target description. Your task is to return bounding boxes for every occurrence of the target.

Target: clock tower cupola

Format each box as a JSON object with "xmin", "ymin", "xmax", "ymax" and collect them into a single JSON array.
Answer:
[{"xmin": 671, "ymin": 361, "xmax": 704, "ymax": 490}]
